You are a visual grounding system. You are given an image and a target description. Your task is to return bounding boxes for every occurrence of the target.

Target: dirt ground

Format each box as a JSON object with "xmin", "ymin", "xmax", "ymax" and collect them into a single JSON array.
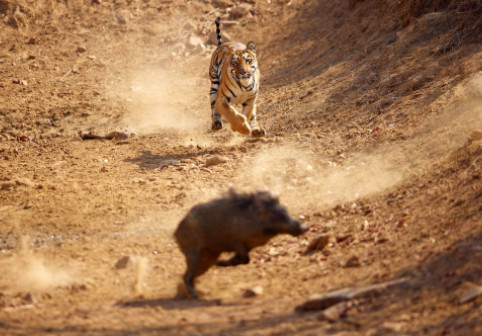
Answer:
[{"xmin": 0, "ymin": 0, "xmax": 481, "ymax": 335}]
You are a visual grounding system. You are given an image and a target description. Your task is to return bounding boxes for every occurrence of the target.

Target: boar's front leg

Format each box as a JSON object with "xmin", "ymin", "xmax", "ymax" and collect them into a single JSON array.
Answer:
[
  {"xmin": 216, "ymin": 246, "xmax": 250, "ymax": 266},
  {"xmin": 183, "ymin": 249, "xmax": 220, "ymax": 299}
]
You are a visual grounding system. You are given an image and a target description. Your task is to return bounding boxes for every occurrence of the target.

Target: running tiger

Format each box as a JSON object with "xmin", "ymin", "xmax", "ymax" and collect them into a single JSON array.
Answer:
[{"xmin": 208, "ymin": 17, "xmax": 265, "ymax": 136}]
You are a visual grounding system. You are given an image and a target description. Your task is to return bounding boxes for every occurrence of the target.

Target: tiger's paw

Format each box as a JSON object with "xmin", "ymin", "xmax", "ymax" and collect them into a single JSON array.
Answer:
[
  {"xmin": 251, "ymin": 128, "xmax": 266, "ymax": 137},
  {"xmin": 211, "ymin": 120, "xmax": 223, "ymax": 131},
  {"xmin": 232, "ymin": 115, "xmax": 251, "ymax": 135}
]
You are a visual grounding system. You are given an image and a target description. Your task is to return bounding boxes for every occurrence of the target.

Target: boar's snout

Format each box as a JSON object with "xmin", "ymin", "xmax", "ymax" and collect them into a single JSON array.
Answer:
[{"xmin": 290, "ymin": 220, "xmax": 309, "ymax": 236}]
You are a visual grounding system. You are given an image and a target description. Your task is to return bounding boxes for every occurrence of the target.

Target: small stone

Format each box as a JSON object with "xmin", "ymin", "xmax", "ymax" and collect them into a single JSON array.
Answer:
[
  {"xmin": 243, "ymin": 286, "xmax": 263, "ymax": 298},
  {"xmin": 303, "ymin": 234, "xmax": 330, "ymax": 255},
  {"xmin": 115, "ymin": 256, "xmax": 136, "ymax": 269},
  {"xmin": 188, "ymin": 35, "xmax": 205, "ymax": 52},
  {"xmin": 459, "ymin": 287, "xmax": 482, "ymax": 304},
  {"xmin": 230, "ymin": 4, "xmax": 253, "ymax": 19},
  {"xmin": 344, "ymin": 255, "xmax": 361, "ymax": 267},
  {"xmin": 12, "ymin": 79, "xmax": 27, "ymax": 86},
  {"xmin": 76, "ymin": 45, "xmax": 87, "ymax": 53},
  {"xmin": 15, "ymin": 178, "xmax": 36, "ymax": 188},
  {"xmin": 212, "ymin": 0, "xmax": 233, "ymax": 8},
  {"xmin": 81, "ymin": 111, "xmax": 93, "ymax": 117},
  {"xmin": 115, "ymin": 11, "xmax": 131, "ymax": 24},
  {"xmin": 317, "ymin": 301, "xmax": 351, "ymax": 321},
  {"xmin": 206, "ymin": 156, "xmax": 228, "ymax": 167},
  {"xmin": 1, "ymin": 181, "xmax": 16, "ymax": 190},
  {"xmin": 296, "ymin": 292, "xmax": 348, "ymax": 312}
]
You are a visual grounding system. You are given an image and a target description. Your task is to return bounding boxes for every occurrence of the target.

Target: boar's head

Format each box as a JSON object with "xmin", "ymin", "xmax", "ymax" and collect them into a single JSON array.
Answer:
[{"xmin": 251, "ymin": 191, "xmax": 308, "ymax": 236}]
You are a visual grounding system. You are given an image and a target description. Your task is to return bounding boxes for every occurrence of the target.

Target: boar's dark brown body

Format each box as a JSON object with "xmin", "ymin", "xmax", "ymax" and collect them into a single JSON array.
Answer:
[{"xmin": 174, "ymin": 190, "xmax": 308, "ymax": 299}]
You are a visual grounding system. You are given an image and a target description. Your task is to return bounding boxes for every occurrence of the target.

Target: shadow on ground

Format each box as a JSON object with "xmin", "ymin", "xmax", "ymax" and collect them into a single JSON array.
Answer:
[{"xmin": 125, "ymin": 149, "xmax": 220, "ymax": 170}]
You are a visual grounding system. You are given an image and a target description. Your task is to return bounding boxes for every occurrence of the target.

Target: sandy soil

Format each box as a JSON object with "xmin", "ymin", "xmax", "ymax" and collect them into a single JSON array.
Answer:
[{"xmin": 0, "ymin": 0, "xmax": 481, "ymax": 335}]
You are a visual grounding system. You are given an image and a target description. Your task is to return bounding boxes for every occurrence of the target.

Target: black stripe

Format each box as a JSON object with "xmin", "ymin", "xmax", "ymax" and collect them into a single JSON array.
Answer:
[
  {"xmin": 211, "ymin": 100, "xmax": 216, "ymax": 107},
  {"xmin": 228, "ymin": 74, "xmax": 238, "ymax": 89},
  {"xmin": 221, "ymin": 89, "xmax": 230, "ymax": 99},
  {"xmin": 226, "ymin": 85, "xmax": 237, "ymax": 98},
  {"xmin": 212, "ymin": 80, "xmax": 220, "ymax": 85},
  {"xmin": 221, "ymin": 90, "xmax": 231, "ymax": 103}
]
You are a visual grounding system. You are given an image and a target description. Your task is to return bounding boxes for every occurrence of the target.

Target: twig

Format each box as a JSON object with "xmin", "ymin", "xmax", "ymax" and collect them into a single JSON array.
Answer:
[{"xmin": 59, "ymin": 68, "xmax": 72, "ymax": 82}]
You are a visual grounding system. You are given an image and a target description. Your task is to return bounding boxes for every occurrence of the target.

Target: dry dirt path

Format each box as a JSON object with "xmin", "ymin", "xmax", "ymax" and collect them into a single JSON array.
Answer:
[{"xmin": 0, "ymin": 1, "xmax": 481, "ymax": 335}]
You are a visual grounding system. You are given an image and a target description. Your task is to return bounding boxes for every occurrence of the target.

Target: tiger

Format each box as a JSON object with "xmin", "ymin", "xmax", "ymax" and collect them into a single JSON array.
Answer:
[{"xmin": 208, "ymin": 17, "xmax": 265, "ymax": 137}]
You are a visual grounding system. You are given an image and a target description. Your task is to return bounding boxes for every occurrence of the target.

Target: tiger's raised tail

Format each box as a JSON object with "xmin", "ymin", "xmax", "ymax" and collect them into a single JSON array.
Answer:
[{"xmin": 215, "ymin": 17, "xmax": 222, "ymax": 47}]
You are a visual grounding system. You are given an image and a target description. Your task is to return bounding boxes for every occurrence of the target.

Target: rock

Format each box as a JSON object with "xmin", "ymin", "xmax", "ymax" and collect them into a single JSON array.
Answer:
[
  {"xmin": 76, "ymin": 45, "xmax": 87, "ymax": 53},
  {"xmin": 15, "ymin": 178, "xmax": 36, "ymax": 188},
  {"xmin": 212, "ymin": 0, "xmax": 233, "ymax": 8},
  {"xmin": 188, "ymin": 35, "xmax": 205, "ymax": 52},
  {"xmin": 317, "ymin": 301, "xmax": 351, "ymax": 321},
  {"xmin": 296, "ymin": 278, "xmax": 411, "ymax": 312},
  {"xmin": 115, "ymin": 256, "xmax": 137, "ymax": 269},
  {"xmin": 243, "ymin": 286, "xmax": 263, "ymax": 298},
  {"xmin": 1, "ymin": 181, "xmax": 16, "ymax": 191},
  {"xmin": 115, "ymin": 11, "xmax": 131, "ymax": 24},
  {"xmin": 12, "ymin": 78, "xmax": 27, "ymax": 86},
  {"xmin": 303, "ymin": 234, "xmax": 330, "ymax": 255},
  {"xmin": 206, "ymin": 156, "xmax": 228, "ymax": 166},
  {"xmin": 459, "ymin": 287, "xmax": 482, "ymax": 304},
  {"xmin": 296, "ymin": 292, "xmax": 348, "ymax": 312},
  {"xmin": 230, "ymin": 4, "xmax": 253, "ymax": 19},
  {"xmin": 344, "ymin": 255, "xmax": 361, "ymax": 267}
]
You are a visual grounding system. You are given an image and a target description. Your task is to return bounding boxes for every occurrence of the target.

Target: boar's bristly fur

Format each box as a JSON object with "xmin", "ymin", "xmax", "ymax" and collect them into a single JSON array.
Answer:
[{"xmin": 174, "ymin": 190, "xmax": 308, "ymax": 299}]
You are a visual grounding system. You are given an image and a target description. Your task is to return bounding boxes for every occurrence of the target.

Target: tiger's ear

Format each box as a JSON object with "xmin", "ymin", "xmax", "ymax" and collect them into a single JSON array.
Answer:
[{"xmin": 247, "ymin": 41, "xmax": 256, "ymax": 52}]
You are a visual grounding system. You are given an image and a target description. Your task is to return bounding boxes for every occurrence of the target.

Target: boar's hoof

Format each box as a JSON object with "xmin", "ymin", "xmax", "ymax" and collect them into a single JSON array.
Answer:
[{"xmin": 216, "ymin": 254, "xmax": 250, "ymax": 267}]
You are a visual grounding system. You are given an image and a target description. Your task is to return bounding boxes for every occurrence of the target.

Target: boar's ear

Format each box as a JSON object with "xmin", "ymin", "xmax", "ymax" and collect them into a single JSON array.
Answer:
[
  {"xmin": 270, "ymin": 192, "xmax": 280, "ymax": 204},
  {"xmin": 251, "ymin": 191, "xmax": 278, "ymax": 213},
  {"xmin": 251, "ymin": 192, "xmax": 270, "ymax": 214}
]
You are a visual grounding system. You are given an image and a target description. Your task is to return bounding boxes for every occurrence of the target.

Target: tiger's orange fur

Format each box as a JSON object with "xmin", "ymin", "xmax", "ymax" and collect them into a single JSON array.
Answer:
[{"xmin": 208, "ymin": 18, "xmax": 265, "ymax": 136}]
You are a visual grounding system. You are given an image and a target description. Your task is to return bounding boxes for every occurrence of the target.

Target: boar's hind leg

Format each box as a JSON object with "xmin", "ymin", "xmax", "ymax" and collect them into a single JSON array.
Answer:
[
  {"xmin": 183, "ymin": 249, "xmax": 219, "ymax": 299},
  {"xmin": 216, "ymin": 248, "xmax": 250, "ymax": 267}
]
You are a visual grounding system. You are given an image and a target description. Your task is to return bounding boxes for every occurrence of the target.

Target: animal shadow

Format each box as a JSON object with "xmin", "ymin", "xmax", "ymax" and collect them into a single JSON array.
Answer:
[{"xmin": 116, "ymin": 297, "xmax": 226, "ymax": 310}]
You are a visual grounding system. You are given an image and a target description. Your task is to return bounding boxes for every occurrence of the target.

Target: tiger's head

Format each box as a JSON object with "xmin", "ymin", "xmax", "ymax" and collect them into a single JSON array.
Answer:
[{"xmin": 230, "ymin": 41, "xmax": 257, "ymax": 87}]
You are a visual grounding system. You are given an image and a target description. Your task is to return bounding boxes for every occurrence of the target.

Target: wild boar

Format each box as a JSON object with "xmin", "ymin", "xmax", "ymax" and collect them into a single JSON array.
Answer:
[{"xmin": 174, "ymin": 190, "xmax": 308, "ymax": 299}]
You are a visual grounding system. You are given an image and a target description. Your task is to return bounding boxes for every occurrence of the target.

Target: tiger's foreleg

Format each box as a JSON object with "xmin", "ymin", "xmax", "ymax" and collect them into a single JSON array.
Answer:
[
  {"xmin": 215, "ymin": 98, "xmax": 251, "ymax": 135},
  {"xmin": 242, "ymin": 97, "xmax": 265, "ymax": 137},
  {"xmin": 210, "ymin": 80, "xmax": 223, "ymax": 131}
]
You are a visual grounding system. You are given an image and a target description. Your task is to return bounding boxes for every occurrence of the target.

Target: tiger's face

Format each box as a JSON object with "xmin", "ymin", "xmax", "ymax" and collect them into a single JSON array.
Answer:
[{"xmin": 230, "ymin": 49, "xmax": 257, "ymax": 87}]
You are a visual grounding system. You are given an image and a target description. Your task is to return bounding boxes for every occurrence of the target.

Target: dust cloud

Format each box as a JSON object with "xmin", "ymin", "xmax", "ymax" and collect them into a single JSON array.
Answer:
[
  {"xmin": 0, "ymin": 237, "xmax": 79, "ymax": 293},
  {"xmin": 235, "ymin": 76, "xmax": 482, "ymax": 213},
  {"xmin": 118, "ymin": 63, "xmax": 219, "ymax": 147}
]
